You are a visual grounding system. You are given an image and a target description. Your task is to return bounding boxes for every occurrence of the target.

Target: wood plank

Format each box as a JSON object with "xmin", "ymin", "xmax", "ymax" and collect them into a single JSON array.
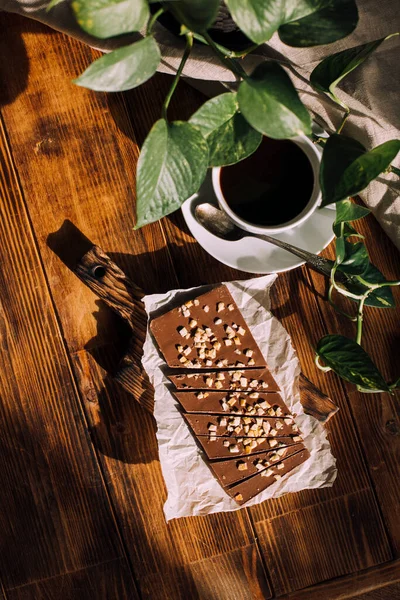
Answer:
[
  {"xmin": 7, "ymin": 559, "xmax": 134, "ymax": 600},
  {"xmin": 305, "ymin": 210, "xmax": 400, "ymax": 554},
  {"xmin": 255, "ymin": 489, "xmax": 391, "ymax": 596},
  {"xmin": 0, "ymin": 14, "xmax": 271, "ymax": 599},
  {"xmin": 280, "ymin": 558, "xmax": 400, "ymax": 600},
  {"xmin": 141, "ymin": 545, "xmax": 271, "ymax": 600},
  {"xmin": 0, "ymin": 103, "xmax": 136, "ymax": 594}
]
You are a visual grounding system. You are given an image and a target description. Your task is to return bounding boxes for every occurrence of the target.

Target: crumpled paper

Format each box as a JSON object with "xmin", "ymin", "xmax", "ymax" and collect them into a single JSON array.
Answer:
[{"xmin": 142, "ymin": 275, "xmax": 337, "ymax": 520}]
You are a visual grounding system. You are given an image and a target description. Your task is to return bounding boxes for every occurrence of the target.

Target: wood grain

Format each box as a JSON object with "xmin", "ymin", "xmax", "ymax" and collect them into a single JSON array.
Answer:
[
  {"xmin": 280, "ymin": 558, "xmax": 400, "ymax": 600},
  {"xmin": 0, "ymin": 115, "xmax": 137, "ymax": 596},
  {"xmin": 1, "ymin": 10, "xmax": 399, "ymax": 600},
  {"xmin": 255, "ymin": 489, "xmax": 391, "ymax": 596},
  {"xmin": 0, "ymin": 14, "xmax": 271, "ymax": 600},
  {"xmin": 7, "ymin": 559, "xmax": 134, "ymax": 600},
  {"xmin": 306, "ymin": 211, "xmax": 400, "ymax": 554}
]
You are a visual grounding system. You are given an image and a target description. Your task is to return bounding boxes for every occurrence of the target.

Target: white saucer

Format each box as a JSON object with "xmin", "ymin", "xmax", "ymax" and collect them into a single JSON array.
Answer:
[{"xmin": 181, "ymin": 171, "xmax": 335, "ymax": 274}]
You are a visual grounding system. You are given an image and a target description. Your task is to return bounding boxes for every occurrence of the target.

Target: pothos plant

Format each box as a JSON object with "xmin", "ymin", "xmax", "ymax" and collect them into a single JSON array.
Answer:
[{"xmin": 49, "ymin": 0, "xmax": 400, "ymax": 393}]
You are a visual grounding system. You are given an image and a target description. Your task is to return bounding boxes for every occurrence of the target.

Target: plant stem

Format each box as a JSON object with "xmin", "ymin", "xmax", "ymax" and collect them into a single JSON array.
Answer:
[
  {"xmin": 162, "ymin": 33, "xmax": 193, "ymax": 121},
  {"xmin": 228, "ymin": 44, "xmax": 260, "ymax": 58},
  {"xmin": 202, "ymin": 32, "xmax": 247, "ymax": 79},
  {"xmin": 147, "ymin": 7, "xmax": 165, "ymax": 36},
  {"xmin": 389, "ymin": 165, "xmax": 400, "ymax": 177},
  {"xmin": 337, "ymin": 109, "xmax": 350, "ymax": 134},
  {"xmin": 355, "ymin": 296, "xmax": 365, "ymax": 345},
  {"xmin": 328, "ymin": 283, "xmax": 357, "ymax": 321},
  {"xmin": 315, "ymin": 355, "xmax": 331, "ymax": 372}
]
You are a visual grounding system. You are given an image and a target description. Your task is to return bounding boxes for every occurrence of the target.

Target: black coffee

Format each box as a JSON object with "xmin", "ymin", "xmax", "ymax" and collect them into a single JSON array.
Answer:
[{"xmin": 220, "ymin": 137, "xmax": 314, "ymax": 226}]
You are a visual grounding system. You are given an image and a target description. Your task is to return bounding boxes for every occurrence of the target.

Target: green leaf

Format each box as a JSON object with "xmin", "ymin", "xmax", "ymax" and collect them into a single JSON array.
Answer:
[
  {"xmin": 389, "ymin": 376, "xmax": 400, "ymax": 390},
  {"xmin": 316, "ymin": 334, "xmax": 390, "ymax": 391},
  {"xmin": 279, "ymin": 0, "xmax": 358, "ymax": 47},
  {"xmin": 237, "ymin": 62, "xmax": 312, "ymax": 139},
  {"xmin": 189, "ymin": 93, "xmax": 262, "ymax": 167},
  {"xmin": 320, "ymin": 134, "xmax": 400, "ymax": 206},
  {"xmin": 167, "ymin": 0, "xmax": 220, "ymax": 33},
  {"xmin": 135, "ymin": 119, "xmax": 209, "ymax": 227},
  {"xmin": 336, "ymin": 240, "xmax": 369, "ymax": 275},
  {"xmin": 310, "ymin": 34, "xmax": 398, "ymax": 104},
  {"xmin": 225, "ymin": 0, "xmax": 326, "ymax": 44},
  {"xmin": 73, "ymin": 37, "xmax": 160, "ymax": 92},
  {"xmin": 333, "ymin": 221, "xmax": 364, "ymax": 238},
  {"xmin": 345, "ymin": 264, "xmax": 396, "ymax": 309},
  {"xmin": 72, "ymin": 0, "xmax": 148, "ymax": 39},
  {"xmin": 335, "ymin": 199, "xmax": 370, "ymax": 224}
]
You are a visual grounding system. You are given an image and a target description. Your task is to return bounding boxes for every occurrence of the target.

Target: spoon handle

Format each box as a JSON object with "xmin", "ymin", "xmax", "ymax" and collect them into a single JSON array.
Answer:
[{"xmin": 257, "ymin": 233, "xmax": 334, "ymax": 278}]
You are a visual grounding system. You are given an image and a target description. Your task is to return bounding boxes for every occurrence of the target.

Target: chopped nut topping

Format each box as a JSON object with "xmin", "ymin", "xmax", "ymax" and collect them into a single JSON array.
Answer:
[
  {"xmin": 223, "ymin": 440, "xmax": 230, "ymax": 447},
  {"xmin": 203, "ymin": 305, "xmax": 210, "ymax": 312},
  {"xmin": 275, "ymin": 421, "xmax": 284, "ymax": 430},
  {"xmin": 234, "ymin": 349, "xmax": 242, "ymax": 355},
  {"xmin": 217, "ymin": 302, "xmax": 225, "ymax": 312},
  {"xmin": 292, "ymin": 424, "xmax": 299, "ymax": 432},
  {"xmin": 206, "ymin": 377, "xmax": 213, "ymax": 387},
  {"xmin": 208, "ymin": 424, "xmax": 217, "ymax": 432},
  {"xmin": 277, "ymin": 448, "xmax": 286, "ymax": 456},
  {"xmin": 223, "ymin": 338, "xmax": 233, "ymax": 346},
  {"xmin": 209, "ymin": 434, "xmax": 217, "ymax": 442},
  {"xmin": 216, "ymin": 373, "xmax": 225, "ymax": 381},
  {"xmin": 182, "ymin": 309, "xmax": 191, "ymax": 318},
  {"xmin": 238, "ymin": 326, "xmax": 246, "ymax": 336},
  {"xmin": 219, "ymin": 417, "xmax": 227, "ymax": 427},
  {"xmin": 227, "ymin": 303, "xmax": 235, "ymax": 311},
  {"xmin": 205, "ymin": 359, "xmax": 213, "ymax": 366},
  {"xmin": 213, "ymin": 341, "xmax": 222, "ymax": 351},
  {"xmin": 262, "ymin": 382, "xmax": 269, "ymax": 389},
  {"xmin": 240, "ymin": 377, "xmax": 248, "ymax": 387},
  {"xmin": 221, "ymin": 401, "xmax": 229, "ymax": 411},
  {"xmin": 178, "ymin": 326, "xmax": 188, "ymax": 337},
  {"xmin": 214, "ymin": 317, "xmax": 222, "ymax": 325},
  {"xmin": 237, "ymin": 461, "xmax": 248, "ymax": 471},
  {"xmin": 293, "ymin": 435, "xmax": 302, "ymax": 442},
  {"xmin": 183, "ymin": 346, "xmax": 192, "ymax": 356},
  {"xmin": 233, "ymin": 336, "xmax": 241, "ymax": 345},
  {"xmin": 244, "ymin": 349, "xmax": 253, "ymax": 357},
  {"xmin": 274, "ymin": 474, "xmax": 282, "ymax": 480},
  {"xmin": 231, "ymin": 371, "xmax": 241, "ymax": 381},
  {"xmin": 193, "ymin": 299, "xmax": 200, "ymax": 306},
  {"xmin": 179, "ymin": 355, "xmax": 187, "ymax": 363},
  {"xmin": 248, "ymin": 358, "xmax": 255, "ymax": 365},
  {"xmin": 269, "ymin": 439, "xmax": 278, "ymax": 447},
  {"xmin": 249, "ymin": 379, "xmax": 258, "ymax": 388},
  {"xmin": 216, "ymin": 360, "xmax": 224, "ymax": 368},
  {"xmin": 227, "ymin": 398, "xmax": 237, "ymax": 407},
  {"xmin": 185, "ymin": 300, "xmax": 193, "ymax": 308},
  {"xmin": 270, "ymin": 428, "xmax": 277, "ymax": 436},
  {"xmin": 249, "ymin": 392, "xmax": 260, "ymax": 399},
  {"xmin": 276, "ymin": 407, "xmax": 283, "ymax": 417},
  {"xmin": 189, "ymin": 319, "xmax": 197, "ymax": 328},
  {"xmin": 249, "ymin": 440, "xmax": 258, "ymax": 449},
  {"xmin": 236, "ymin": 361, "xmax": 245, "ymax": 367},
  {"xmin": 263, "ymin": 422, "xmax": 271, "ymax": 435},
  {"xmin": 234, "ymin": 493, "xmax": 243, "ymax": 501},
  {"xmin": 215, "ymin": 381, "xmax": 223, "ymax": 389},
  {"xmin": 244, "ymin": 446, "xmax": 252, "ymax": 454},
  {"xmin": 196, "ymin": 392, "xmax": 204, "ymax": 399},
  {"xmin": 277, "ymin": 462, "xmax": 284, "ymax": 470},
  {"xmin": 225, "ymin": 324, "xmax": 234, "ymax": 335},
  {"xmin": 240, "ymin": 398, "xmax": 246, "ymax": 407},
  {"xmin": 267, "ymin": 408, "xmax": 276, "ymax": 417},
  {"xmin": 229, "ymin": 444, "xmax": 239, "ymax": 453}
]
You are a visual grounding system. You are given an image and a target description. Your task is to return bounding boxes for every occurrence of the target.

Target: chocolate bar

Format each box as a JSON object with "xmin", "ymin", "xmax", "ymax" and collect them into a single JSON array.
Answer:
[
  {"xmin": 227, "ymin": 448, "xmax": 310, "ymax": 505},
  {"xmin": 169, "ymin": 368, "xmax": 280, "ymax": 392},
  {"xmin": 209, "ymin": 444, "xmax": 306, "ymax": 487},
  {"xmin": 184, "ymin": 413, "xmax": 301, "ymax": 439},
  {"xmin": 194, "ymin": 435, "xmax": 301, "ymax": 460},
  {"xmin": 150, "ymin": 286, "xmax": 266, "ymax": 369},
  {"xmin": 173, "ymin": 390, "xmax": 290, "ymax": 416}
]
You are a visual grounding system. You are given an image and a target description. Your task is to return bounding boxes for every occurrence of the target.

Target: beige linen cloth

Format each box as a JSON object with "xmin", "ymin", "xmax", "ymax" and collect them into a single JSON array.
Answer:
[{"xmin": 3, "ymin": 0, "xmax": 400, "ymax": 249}]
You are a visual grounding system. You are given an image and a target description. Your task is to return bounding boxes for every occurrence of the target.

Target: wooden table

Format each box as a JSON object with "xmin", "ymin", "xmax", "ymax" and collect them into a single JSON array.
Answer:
[{"xmin": 1, "ymin": 13, "xmax": 400, "ymax": 600}]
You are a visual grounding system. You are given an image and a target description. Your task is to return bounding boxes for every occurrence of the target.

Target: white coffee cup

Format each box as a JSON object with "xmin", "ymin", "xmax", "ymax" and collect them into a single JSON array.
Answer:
[{"xmin": 212, "ymin": 134, "xmax": 322, "ymax": 235}]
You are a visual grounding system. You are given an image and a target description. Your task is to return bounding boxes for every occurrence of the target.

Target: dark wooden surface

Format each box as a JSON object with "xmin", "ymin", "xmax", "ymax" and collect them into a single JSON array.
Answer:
[{"xmin": 0, "ymin": 13, "xmax": 399, "ymax": 600}]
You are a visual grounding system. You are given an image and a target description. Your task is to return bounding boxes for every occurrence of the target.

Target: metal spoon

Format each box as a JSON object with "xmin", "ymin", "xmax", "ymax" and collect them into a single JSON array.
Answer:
[{"xmin": 194, "ymin": 202, "xmax": 334, "ymax": 278}]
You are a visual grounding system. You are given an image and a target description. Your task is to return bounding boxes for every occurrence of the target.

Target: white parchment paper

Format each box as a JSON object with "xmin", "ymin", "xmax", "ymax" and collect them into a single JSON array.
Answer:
[{"xmin": 142, "ymin": 275, "xmax": 337, "ymax": 521}]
